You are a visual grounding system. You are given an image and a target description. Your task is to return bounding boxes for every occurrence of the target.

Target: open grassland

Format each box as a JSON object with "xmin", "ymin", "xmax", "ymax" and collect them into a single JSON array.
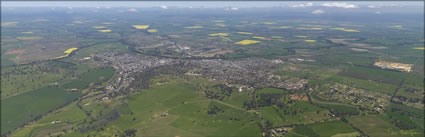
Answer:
[
  {"xmin": 223, "ymin": 91, "xmax": 252, "ymax": 108},
  {"xmin": 294, "ymin": 120, "xmax": 358, "ymax": 137},
  {"xmin": 256, "ymin": 88, "xmax": 288, "ymax": 95},
  {"xmin": 67, "ymin": 42, "xmax": 128, "ymax": 63},
  {"xmin": 1, "ymin": 86, "xmax": 81, "ymax": 135},
  {"xmin": 327, "ymin": 74, "xmax": 398, "ymax": 95},
  {"xmin": 10, "ymin": 102, "xmax": 87, "ymax": 137},
  {"xmin": 1, "ymin": 54, "xmax": 18, "ymax": 66},
  {"xmin": 61, "ymin": 67, "xmax": 114, "ymax": 89},
  {"xmin": 385, "ymin": 103, "xmax": 424, "ymax": 133},
  {"xmin": 311, "ymin": 95, "xmax": 360, "ymax": 115},
  {"xmin": 104, "ymin": 79, "xmax": 262, "ymax": 137},
  {"xmin": 1, "ymin": 62, "xmax": 85, "ymax": 99},
  {"xmin": 1, "ymin": 9, "xmax": 424, "ymax": 137},
  {"xmin": 259, "ymin": 104, "xmax": 330, "ymax": 127},
  {"xmin": 255, "ymin": 88, "xmax": 331, "ymax": 127},
  {"xmin": 346, "ymin": 115, "xmax": 421, "ymax": 137}
]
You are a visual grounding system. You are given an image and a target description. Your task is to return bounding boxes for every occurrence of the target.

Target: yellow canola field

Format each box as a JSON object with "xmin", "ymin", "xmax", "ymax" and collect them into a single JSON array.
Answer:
[
  {"xmin": 16, "ymin": 36, "xmax": 42, "ymax": 40},
  {"xmin": 64, "ymin": 48, "xmax": 78, "ymax": 54},
  {"xmin": 148, "ymin": 29, "xmax": 158, "ymax": 33},
  {"xmin": 209, "ymin": 33, "xmax": 229, "ymax": 37},
  {"xmin": 98, "ymin": 29, "xmax": 112, "ymax": 32},
  {"xmin": 333, "ymin": 28, "xmax": 360, "ymax": 32},
  {"xmin": 184, "ymin": 26, "xmax": 203, "ymax": 29},
  {"xmin": 414, "ymin": 47, "xmax": 424, "ymax": 50},
  {"xmin": 237, "ymin": 32, "xmax": 253, "ymax": 35},
  {"xmin": 296, "ymin": 27, "xmax": 323, "ymax": 30},
  {"xmin": 52, "ymin": 48, "xmax": 79, "ymax": 59},
  {"xmin": 295, "ymin": 35, "xmax": 308, "ymax": 38},
  {"xmin": 304, "ymin": 40, "xmax": 316, "ymax": 43},
  {"xmin": 390, "ymin": 25, "xmax": 403, "ymax": 28},
  {"xmin": 93, "ymin": 26, "xmax": 106, "ymax": 29},
  {"xmin": 263, "ymin": 22, "xmax": 276, "ymax": 25},
  {"xmin": 269, "ymin": 26, "xmax": 290, "ymax": 29},
  {"xmin": 133, "ymin": 25, "xmax": 150, "ymax": 29},
  {"xmin": 21, "ymin": 32, "xmax": 33, "ymax": 34},
  {"xmin": 235, "ymin": 40, "xmax": 261, "ymax": 45},
  {"xmin": 253, "ymin": 36, "xmax": 267, "ymax": 40}
]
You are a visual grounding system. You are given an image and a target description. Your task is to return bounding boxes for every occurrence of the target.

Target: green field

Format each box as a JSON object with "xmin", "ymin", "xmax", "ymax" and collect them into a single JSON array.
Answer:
[
  {"xmin": 1, "ymin": 5, "xmax": 424, "ymax": 137},
  {"xmin": 1, "ymin": 62, "xmax": 82, "ymax": 99},
  {"xmin": 293, "ymin": 120, "xmax": 358, "ymax": 137},
  {"xmin": 311, "ymin": 95, "xmax": 360, "ymax": 115},
  {"xmin": 327, "ymin": 74, "xmax": 398, "ymax": 94},
  {"xmin": 10, "ymin": 102, "xmax": 87, "ymax": 137},
  {"xmin": 1, "ymin": 86, "xmax": 81, "ymax": 135},
  {"xmin": 385, "ymin": 103, "xmax": 425, "ymax": 132},
  {"xmin": 346, "ymin": 115, "xmax": 423, "ymax": 137},
  {"xmin": 60, "ymin": 67, "xmax": 114, "ymax": 89},
  {"xmin": 256, "ymin": 88, "xmax": 289, "ymax": 95},
  {"xmin": 91, "ymin": 79, "xmax": 263, "ymax": 137}
]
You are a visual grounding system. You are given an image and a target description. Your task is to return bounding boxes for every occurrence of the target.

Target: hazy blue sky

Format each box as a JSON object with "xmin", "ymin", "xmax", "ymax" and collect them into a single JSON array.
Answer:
[{"xmin": 2, "ymin": 1, "xmax": 422, "ymax": 8}]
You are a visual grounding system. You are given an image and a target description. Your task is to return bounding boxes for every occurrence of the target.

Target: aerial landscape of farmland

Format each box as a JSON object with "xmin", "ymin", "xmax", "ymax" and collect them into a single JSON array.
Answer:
[{"xmin": 1, "ymin": 1, "xmax": 424, "ymax": 137}]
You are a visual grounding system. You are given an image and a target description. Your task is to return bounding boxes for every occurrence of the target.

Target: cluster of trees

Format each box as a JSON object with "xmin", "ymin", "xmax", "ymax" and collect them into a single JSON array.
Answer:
[
  {"xmin": 258, "ymin": 121, "xmax": 274, "ymax": 137},
  {"xmin": 2, "ymin": 61, "xmax": 81, "ymax": 97},
  {"xmin": 128, "ymin": 69, "xmax": 156, "ymax": 91},
  {"xmin": 123, "ymin": 129, "xmax": 137, "ymax": 137},
  {"xmin": 243, "ymin": 101, "xmax": 256, "ymax": 110},
  {"xmin": 204, "ymin": 84, "xmax": 235, "ymax": 101},
  {"xmin": 258, "ymin": 94, "xmax": 302, "ymax": 115},
  {"xmin": 394, "ymin": 95, "xmax": 423, "ymax": 104},
  {"xmin": 389, "ymin": 107, "xmax": 417, "ymax": 130},
  {"xmin": 256, "ymin": 94, "xmax": 287, "ymax": 107},
  {"xmin": 207, "ymin": 105, "xmax": 223, "ymax": 115}
]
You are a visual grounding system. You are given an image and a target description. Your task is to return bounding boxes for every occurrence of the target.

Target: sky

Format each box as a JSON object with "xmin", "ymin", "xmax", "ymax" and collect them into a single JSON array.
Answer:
[{"xmin": 1, "ymin": 1, "xmax": 423, "ymax": 8}]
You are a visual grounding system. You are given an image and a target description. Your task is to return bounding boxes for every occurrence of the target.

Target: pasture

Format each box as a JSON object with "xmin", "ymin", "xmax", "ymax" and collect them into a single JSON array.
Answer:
[
  {"xmin": 105, "ymin": 79, "xmax": 262, "ymax": 137},
  {"xmin": 1, "ymin": 86, "xmax": 81, "ymax": 135},
  {"xmin": 294, "ymin": 120, "xmax": 358, "ymax": 137}
]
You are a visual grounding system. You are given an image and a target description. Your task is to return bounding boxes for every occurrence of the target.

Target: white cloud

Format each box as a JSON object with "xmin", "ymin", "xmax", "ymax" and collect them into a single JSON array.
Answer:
[
  {"xmin": 160, "ymin": 5, "xmax": 168, "ymax": 9},
  {"xmin": 312, "ymin": 9, "xmax": 325, "ymax": 14},
  {"xmin": 128, "ymin": 8, "xmax": 137, "ymax": 12},
  {"xmin": 291, "ymin": 3, "xmax": 313, "ymax": 8},
  {"xmin": 375, "ymin": 11, "xmax": 381, "ymax": 14},
  {"xmin": 321, "ymin": 3, "xmax": 358, "ymax": 8}
]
